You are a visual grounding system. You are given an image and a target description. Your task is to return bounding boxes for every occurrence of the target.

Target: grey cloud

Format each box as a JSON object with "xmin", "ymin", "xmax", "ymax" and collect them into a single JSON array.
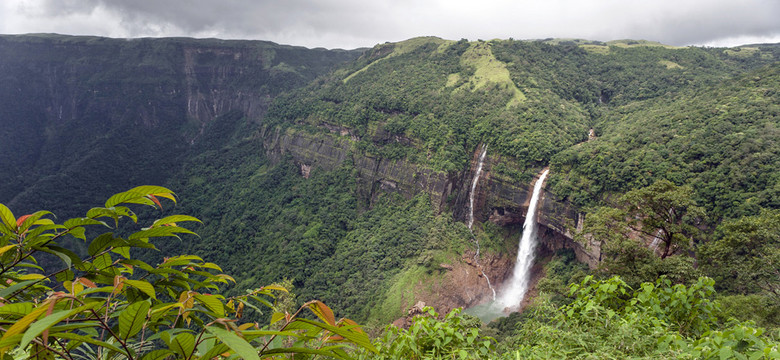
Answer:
[{"xmin": 15, "ymin": 0, "xmax": 780, "ymax": 48}]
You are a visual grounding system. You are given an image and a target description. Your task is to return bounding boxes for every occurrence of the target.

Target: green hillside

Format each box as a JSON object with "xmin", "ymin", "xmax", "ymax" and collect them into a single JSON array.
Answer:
[{"xmin": 0, "ymin": 35, "xmax": 779, "ymax": 358}]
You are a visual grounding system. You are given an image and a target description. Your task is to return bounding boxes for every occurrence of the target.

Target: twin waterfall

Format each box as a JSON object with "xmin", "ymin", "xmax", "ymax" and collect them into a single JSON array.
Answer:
[
  {"xmin": 467, "ymin": 145, "xmax": 496, "ymax": 299},
  {"xmin": 497, "ymin": 169, "xmax": 549, "ymax": 310}
]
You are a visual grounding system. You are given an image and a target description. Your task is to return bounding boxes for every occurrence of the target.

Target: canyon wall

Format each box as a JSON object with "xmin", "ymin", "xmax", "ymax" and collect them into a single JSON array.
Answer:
[{"xmin": 262, "ymin": 127, "xmax": 600, "ymax": 270}]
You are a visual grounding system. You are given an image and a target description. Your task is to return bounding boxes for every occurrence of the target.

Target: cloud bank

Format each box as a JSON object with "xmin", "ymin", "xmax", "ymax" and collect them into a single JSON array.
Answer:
[{"xmin": 2, "ymin": 0, "xmax": 779, "ymax": 49}]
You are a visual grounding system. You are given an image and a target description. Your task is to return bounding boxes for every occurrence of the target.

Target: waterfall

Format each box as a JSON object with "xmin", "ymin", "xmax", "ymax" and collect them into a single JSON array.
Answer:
[
  {"xmin": 468, "ymin": 144, "xmax": 488, "ymax": 230},
  {"xmin": 497, "ymin": 169, "xmax": 549, "ymax": 309},
  {"xmin": 649, "ymin": 229, "xmax": 664, "ymax": 252},
  {"xmin": 466, "ymin": 144, "xmax": 496, "ymax": 300}
]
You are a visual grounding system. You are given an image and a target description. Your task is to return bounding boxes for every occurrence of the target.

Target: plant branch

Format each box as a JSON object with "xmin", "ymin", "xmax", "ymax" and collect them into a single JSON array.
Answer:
[{"xmin": 90, "ymin": 308, "xmax": 136, "ymax": 360}]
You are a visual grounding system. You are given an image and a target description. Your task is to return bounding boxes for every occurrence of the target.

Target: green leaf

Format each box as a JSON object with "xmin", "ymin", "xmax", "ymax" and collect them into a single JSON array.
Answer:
[
  {"xmin": 0, "ymin": 204, "xmax": 15, "ymax": 230},
  {"xmin": 140, "ymin": 349, "xmax": 175, "ymax": 360},
  {"xmin": 47, "ymin": 322, "xmax": 102, "ymax": 333},
  {"xmin": 128, "ymin": 226, "xmax": 197, "ymax": 240},
  {"xmin": 118, "ymin": 300, "xmax": 151, "ymax": 341},
  {"xmin": 93, "ymin": 252, "xmax": 112, "ymax": 272},
  {"xmin": 0, "ymin": 304, "xmax": 47, "ymax": 347},
  {"xmin": 17, "ymin": 211, "xmax": 53, "ymax": 234},
  {"xmin": 205, "ymin": 326, "xmax": 261, "ymax": 360},
  {"xmin": 0, "ymin": 245, "xmax": 17, "ymax": 256},
  {"xmin": 105, "ymin": 186, "xmax": 176, "ymax": 208},
  {"xmin": 0, "ymin": 334, "xmax": 23, "ymax": 353},
  {"xmin": 151, "ymin": 215, "xmax": 201, "ymax": 227},
  {"xmin": 0, "ymin": 280, "xmax": 41, "ymax": 299},
  {"xmin": 261, "ymin": 346, "xmax": 351, "ymax": 358},
  {"xmin": 86, "ymin": 206, "xmax": 137, "ymax": 224},
  {"xmin": 87, "ymin": 233, "xmax": 117, "ymax": 257},
  {"xmin": 159, "ymin": 255, "xmax": 203, "ymax": 268},
  {"xmin": 198, "ymin": 341, "xmax": 231, "ymax": 360},
  {"xmin": 45, "ymin": 245, "xmax": 83, "ymax": 268},
  {"xmin": 33, "ymin": 246, "xmax": 72, "ymax": 268},
  {"xmin": 286, "ymin": 318, "xmax": 376, "ymax": 352},
  {"xmin": 51, "ymin": 332, "xmax": 126, "ymax": 356},
  {"xmin": 124, "ymin": 280, "xmax": 157, "ymax": 300},
  {"xmin": 63, "ymin": 218, "xmax": 108, "ymax": 230},
  {"xmin": 168, "ymin": 332, "xmax": 196, "ymax": 358},
  {"xmin": 0, "ymin": 303, "xmax": 34, "ymax": 318},
  {"xmin": 111, "ymin": 246, "xmax": 131, "ymax": 259},
  {"xmin": 717, "ymin": 346, "xmax": 733, "ymax": 360},
  {"xmin": 194, "ymin": 294, "xmax": 224, "ymax": 317},
  {"xmin": 119, "ymin": 259, "xmax": 156, "ymax": 272},
  {"xmin": 68, "ymin": 227, "xmax": 86, "ymax": 241},
  {"xmin": 20, "ymin": 306, "xmax": 88, "ymax": 349},
  {"xmin": 271, "ymin": 312, "xmax": 285, "ymax": 324}
]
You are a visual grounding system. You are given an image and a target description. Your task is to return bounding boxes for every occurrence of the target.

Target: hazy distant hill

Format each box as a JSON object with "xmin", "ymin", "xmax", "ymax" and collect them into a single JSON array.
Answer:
[{"xmin": 0, "ymin": 34, "xmax": 361, "ymax": 215}]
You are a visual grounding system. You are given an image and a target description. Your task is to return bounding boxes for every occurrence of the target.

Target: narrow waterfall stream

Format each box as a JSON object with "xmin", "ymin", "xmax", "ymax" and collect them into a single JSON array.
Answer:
[
  {"xmin": 468, "ymin": 144, "xmax": 488, "ymax": 230},
  {"xmin": 497, "ymin": 169, "xmax": 549, "ymax": 310},
  {"xmin": 467, "ymin": 144, "xmax": 496, "ymax": 300},
  {"xmin": 465, "ymin": 168, "xmax": 549, "ymax": 322}
]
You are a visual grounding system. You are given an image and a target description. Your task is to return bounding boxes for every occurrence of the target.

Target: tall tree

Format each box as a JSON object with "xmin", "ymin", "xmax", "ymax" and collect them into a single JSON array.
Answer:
[{"xmin": 620, "ymin": 180, "xmax": 705, "ymax": 258}]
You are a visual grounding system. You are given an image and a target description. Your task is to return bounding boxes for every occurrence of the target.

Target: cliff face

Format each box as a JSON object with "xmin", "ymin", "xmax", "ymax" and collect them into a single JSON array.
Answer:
[
  {"xmin": 263, "ymin": 127, "xmax": 457, "ymax": 211},
  {"xmin": 262, "ymin": 126, "xmax": 599, "ymax": 270},
  {"xmin": 0, "ymin": 34, "xmax": 360, "ymax": 214}
]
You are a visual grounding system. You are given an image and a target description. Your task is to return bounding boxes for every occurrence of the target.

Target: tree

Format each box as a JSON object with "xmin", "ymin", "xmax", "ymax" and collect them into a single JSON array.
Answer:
[
  {"xmin": 591, "ymin": 179, "xmax": 705, "ymax": 259},
  {"xmin": 699, "ymin": 209, "xmax": 780, "ymax": 297},
  {"xmin": 620, "ymin": 180, "xmax": 705, "ymax": 258},
  {"xmin": 0, "ymin": 186, "xmax": 375, "ymax": 359}
]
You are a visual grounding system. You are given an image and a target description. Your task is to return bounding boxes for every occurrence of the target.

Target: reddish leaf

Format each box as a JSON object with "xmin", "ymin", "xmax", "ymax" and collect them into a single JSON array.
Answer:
[
  {"xmin": 16, "ymin": 215, "xmax": 31, "ymax": 227},
  {"xmin": 147, "ymin": 195, "xmax": 163, "ymax": 209},
  {"xmin": 308, "ymin": 300, "xmax": 336, "ymax": 326},
  {"xmin": 77, "ymin": 278, "xmax": 97, "ymax": 288}
]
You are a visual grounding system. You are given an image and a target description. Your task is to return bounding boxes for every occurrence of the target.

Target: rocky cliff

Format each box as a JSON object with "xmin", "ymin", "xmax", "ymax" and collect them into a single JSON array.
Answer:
[{"xmin": 260, "ymin": 125, "xmax": 600, "ymax": 308}]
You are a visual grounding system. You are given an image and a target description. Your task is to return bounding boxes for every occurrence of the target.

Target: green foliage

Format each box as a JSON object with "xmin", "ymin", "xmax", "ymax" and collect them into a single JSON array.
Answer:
[
  {"xmin": 502, "ymin": 276, "xmax": 779, "ymax": 359},
  {"xmin": 581, "ymin": 180, "xmax": 704, "ymax": 286},
  {"xmin": 550, "ymin": 64, "xmax": 780, "ymax": 221},
  {"xmin": 0, "ymin": 187, "xmax": 375, "ymax": 359},
  {"xmin": 362, "ymin": 307, "xmax": 496, "ymax": 360},
  {"xmin": 699, "ymin": 209, "xmax": 780, "ymax": 299}
]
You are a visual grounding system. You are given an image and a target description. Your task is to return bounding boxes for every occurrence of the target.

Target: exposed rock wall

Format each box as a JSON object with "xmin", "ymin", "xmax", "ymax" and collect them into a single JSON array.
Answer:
[
  {"xmin": 261, "ymin": 126, "xmax": 600, "ymax": 269},
  {"xmin": 262, "ymin": 127, "xmax": 457, "ymax": 211}
]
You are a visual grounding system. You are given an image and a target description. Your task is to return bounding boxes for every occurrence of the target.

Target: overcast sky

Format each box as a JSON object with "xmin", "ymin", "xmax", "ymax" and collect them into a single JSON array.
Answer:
[{"xmin": 2, "ymin": 0, "xmax": 779, "ymax": 49}]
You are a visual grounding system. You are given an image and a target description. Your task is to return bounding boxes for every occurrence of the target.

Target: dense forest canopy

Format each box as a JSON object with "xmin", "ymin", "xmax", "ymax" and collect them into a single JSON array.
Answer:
[{"xmin": 0, "ymin": 34, "xmax": 778, "ymax": 358}]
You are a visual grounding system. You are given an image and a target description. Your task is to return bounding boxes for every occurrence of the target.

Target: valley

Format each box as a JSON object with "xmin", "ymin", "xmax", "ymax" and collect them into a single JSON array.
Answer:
[{"xmin": 0, "ymin": 34, "xmax": 778, "ymax": 358}]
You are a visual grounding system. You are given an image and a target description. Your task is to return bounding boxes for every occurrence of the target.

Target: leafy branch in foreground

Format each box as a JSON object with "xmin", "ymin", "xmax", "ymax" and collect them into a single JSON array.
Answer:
[{"xmin": 0, "ymin": 186, "xmax": 375, "ymax": 359}]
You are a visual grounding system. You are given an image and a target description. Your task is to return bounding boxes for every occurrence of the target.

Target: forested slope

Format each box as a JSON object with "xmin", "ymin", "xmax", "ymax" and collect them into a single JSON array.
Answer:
[{"xmin": 1, "ymin": 35, "xmax": 778, "ymax": 332}]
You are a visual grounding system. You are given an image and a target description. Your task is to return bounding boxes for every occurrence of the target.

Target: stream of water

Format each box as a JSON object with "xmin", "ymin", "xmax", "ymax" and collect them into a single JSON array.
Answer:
[
  {"xmin": 467, "ymin": 144, "xmax": 496, "ymax": 300},
  {"xmin": 465, "ymin": 168, "xmax": 549, "ymax": 322},
  {"xmin": 468, "ymin": 144, "xmax": 488, "ymax": 230}
]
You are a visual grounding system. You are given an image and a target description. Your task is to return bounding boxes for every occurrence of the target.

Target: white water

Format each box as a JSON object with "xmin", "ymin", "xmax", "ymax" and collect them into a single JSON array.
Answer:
[
  {"xmin": 468, "ymin": 144, "xmax": 488, "ymax": 230},
  {"xmin": 466, "ymin": 144, "xmax": 496, "ymax": 300},
  {"xmin": 497, "ymin": 169, "xmax": 549, "ymax": 310},
  {"xmin": 649, "ymin": 229, "xmax": 663, "ymax": 251}
]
